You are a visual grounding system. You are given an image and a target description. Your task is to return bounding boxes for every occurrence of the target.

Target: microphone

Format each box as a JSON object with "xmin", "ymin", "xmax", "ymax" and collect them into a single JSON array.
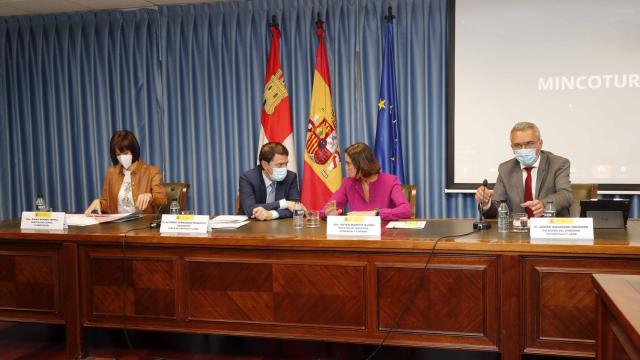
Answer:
[
  {"xmin": 473, "ymin": 179, "xmax": 491, "ymax": 230},
  {"xmin": 150, "ymin": 194, "xmax": 170, "ymax": 229}
]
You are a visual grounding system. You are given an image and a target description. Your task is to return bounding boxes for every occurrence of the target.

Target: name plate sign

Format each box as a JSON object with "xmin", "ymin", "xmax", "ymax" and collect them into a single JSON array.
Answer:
[
  {"xmin": 327, "ymin": 216, "xmax": 381, "ymax": 236},
  {"xmin": 160, "ymin": 214, "xmax": 209, "ymax": 234},
  {"xmin": 21, "ymin": 212, "xmax": 67, "ymax": 230},
  {"xmin": 529, "ymin": 217, "xmax": 594, "ymax": 240}
]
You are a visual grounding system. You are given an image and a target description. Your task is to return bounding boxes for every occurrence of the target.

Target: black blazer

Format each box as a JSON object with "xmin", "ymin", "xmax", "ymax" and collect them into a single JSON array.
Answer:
[{"xmin": 238, "ymin": 166, "xmax": 301, "ymax": 218}]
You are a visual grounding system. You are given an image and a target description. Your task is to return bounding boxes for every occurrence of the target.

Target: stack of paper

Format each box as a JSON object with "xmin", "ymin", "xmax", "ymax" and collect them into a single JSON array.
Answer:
[
  {"xmin": 65, "ymin": 212, "xmax": 141, "ymax": 227},
  {"xmin": 209, "ymin": 215, "xmax": 250, "ymax": 229}
]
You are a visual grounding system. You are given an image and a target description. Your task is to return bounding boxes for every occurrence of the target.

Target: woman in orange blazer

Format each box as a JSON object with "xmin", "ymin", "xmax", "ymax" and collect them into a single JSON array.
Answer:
[{"xmin": 84, "ymin": 130, "xmax": 166, "ymax": 215}]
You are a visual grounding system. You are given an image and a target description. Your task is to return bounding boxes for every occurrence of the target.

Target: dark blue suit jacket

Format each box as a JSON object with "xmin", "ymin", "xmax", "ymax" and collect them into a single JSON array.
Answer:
[{"xmin": 238, "ymin": 166, "xmax": 301, "ymax": 218}]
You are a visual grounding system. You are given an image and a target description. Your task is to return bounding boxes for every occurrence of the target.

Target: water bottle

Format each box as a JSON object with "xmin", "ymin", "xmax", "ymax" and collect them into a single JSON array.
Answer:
[
  {"xmin": 35, "ymin": 194, "xmax": 46, "ymax": 211},
  {"xmin": 169, "ymin": 199, "xmax": 180, "ymax": 215},
  {"xmin": 544, "ymin": 199, "xmax": 556, "ymax": 217},
  {"xmin": 498, "ymin": 200, "xmax": 509, "ymax": 233},
  {"xmin": 293, "ymin": 201, "xmax": 304, "ymax": 229}
]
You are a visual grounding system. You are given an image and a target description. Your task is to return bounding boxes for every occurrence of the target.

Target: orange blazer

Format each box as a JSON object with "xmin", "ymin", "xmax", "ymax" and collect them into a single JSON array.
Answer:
[{"xmin": 98, "ymin": 160, "xmax": 167, "ymax": 214}]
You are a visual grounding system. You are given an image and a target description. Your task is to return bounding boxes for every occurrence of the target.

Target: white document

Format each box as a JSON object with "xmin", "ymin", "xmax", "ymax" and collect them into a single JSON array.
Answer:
[
  {"xmin": 95, "ymin": 212, "xmax": 141, "ymax": 223},
  {"xmin": 210, "ymin": 215, "xmax": 249, "ymax": 223},
  {"xmin": 209, "ymin": 215, "xmax": 250, "ymax": 229},
  {"xmin": 386, "ymin": 221, "xmax": 427, "ymax": 229},
  {"xmin": 65, "ymin": 212, "xmax": 140, "ymax": 226},
  {"xmin": 210, "ymin": 221, "xmax": 251, "ymax": 229},
  {"xmin": 65, "ymin": 214, "xmax": 99, "ymax": 226}
]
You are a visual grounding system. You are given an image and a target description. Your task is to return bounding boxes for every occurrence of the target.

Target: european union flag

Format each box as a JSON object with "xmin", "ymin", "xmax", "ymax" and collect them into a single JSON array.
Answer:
[{"xmin": 374, "ymin": 21, "xmax": 405, "ymax": 184}]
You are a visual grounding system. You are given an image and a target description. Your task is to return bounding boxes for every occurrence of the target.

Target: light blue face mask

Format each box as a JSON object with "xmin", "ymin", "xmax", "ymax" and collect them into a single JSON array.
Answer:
[
  {"xmin": 271, "ymin": 167, "xmax": 287, "ymax": 182},
  {"xmin": 514, "ymin": 148, "xmax": 538, "ymax": 166}
]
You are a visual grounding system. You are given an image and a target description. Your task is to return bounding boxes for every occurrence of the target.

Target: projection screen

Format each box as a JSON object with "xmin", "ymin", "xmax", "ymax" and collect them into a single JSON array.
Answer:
[{"xmin": 448, "ymin": 0, "xmax": 640, "ymax": 192}]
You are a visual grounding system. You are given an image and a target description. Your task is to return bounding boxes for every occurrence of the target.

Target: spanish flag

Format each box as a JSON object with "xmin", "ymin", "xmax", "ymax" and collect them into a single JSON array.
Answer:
[
  {"xmin": 258, "ymin": 24, "xmax": 297, "ymax": 172},
  {"xmin": 301, "ymin": 20, "xmax": 341, "ymax": 210}
]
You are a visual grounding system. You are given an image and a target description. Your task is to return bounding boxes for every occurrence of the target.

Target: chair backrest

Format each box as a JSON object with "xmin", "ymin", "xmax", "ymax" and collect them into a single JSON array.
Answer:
[
  {"xmin": 401, "ymin": 184, "xmax": 417, "ymax": 218},
  {"xmin": 235, "ymin": 192, "xmax": 241, "ymax": 215},
  {"xmin": 161, "ymin": 182, "xmax": 191, "ymax": 214},
  {"xmin": 570, "ymin": 184, "xmax": 598, "ymax": 217}
]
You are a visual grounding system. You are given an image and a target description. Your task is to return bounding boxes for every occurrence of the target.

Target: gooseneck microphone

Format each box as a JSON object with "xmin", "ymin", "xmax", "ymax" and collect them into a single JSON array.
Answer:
[
  {"xmin": 150, "ymin": 196, "xmax": 169, "ymax": 229},
  {"xmin": 473, "ymin": 179, "xmax": 492, "ymax": 230}
]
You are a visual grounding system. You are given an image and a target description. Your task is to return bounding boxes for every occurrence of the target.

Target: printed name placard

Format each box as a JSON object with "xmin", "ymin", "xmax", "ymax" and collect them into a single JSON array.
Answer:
[
  {"xmin": 529, "ymin": 217, "xmax": 594, "ymax": 240},
  {"xmin": 327, "ymin": 216, "xmax": 381, "ymax": 236},
  {"xmin": 160, "ymin": 214, "xmax": 209, "ymax": 234},
  {"xmin": 21, "ymin": 212, "xmax": 67, "ymax": 230}
]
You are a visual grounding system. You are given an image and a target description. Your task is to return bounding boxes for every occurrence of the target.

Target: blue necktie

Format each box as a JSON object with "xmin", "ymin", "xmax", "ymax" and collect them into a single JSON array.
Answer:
[{"xmin": 266, "ymin": 183, "xmax": 275, "ymax": 204}]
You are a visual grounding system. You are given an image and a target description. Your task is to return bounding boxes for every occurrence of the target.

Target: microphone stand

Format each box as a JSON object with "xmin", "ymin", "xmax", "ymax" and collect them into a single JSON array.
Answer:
[{"xmin": 473, "ymin": 181, "xmax": 491, "ymax": 230}]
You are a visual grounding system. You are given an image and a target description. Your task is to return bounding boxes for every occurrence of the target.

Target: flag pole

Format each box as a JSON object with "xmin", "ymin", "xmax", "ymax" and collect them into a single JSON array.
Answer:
[{"xmin": 385, "ymin": 6, "xmax": 395, "ymax": 22}]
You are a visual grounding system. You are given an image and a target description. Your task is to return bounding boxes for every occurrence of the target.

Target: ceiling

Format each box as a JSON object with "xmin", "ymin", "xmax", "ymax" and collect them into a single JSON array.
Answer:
[{"xmin": 0, "ymin": 0, "xmax": 220, "ymax": 17}]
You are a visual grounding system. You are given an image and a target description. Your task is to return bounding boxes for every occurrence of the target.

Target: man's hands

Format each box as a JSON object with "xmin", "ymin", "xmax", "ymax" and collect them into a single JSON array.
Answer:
[
  {"xmin": 475, "ymin": 186, "xmax": 493, "ymax": 208},
  {"xmin": 521, "ymin": 200, "xmax": 544, "ymax": 217},
  {"xmin": 476, "ymin": 182, "xmax": 545, "ymax": 217},
  {"xmin": 286, "ymin": 201, "xmax": 307, "ymax": 213},
  {"xmin": 252, "ymin": 206, "xmax": 274, "ymax": 221}
]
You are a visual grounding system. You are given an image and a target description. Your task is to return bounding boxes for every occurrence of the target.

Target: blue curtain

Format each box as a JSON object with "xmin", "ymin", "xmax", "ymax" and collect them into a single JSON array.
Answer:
[
  {"xmin": 0, "ymin": 10, "xmax": 163, "ymax": 219},
  {"xmin": 1, "ymin": 0, "xmax": 639, "ymax": 220}
]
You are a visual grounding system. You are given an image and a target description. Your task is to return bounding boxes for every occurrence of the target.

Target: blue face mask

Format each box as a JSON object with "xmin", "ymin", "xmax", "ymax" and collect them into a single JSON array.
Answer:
[
  {"xmin": 271, "ymin": 167, "xmax": 287, "ymax": 182},
  {"xmin": 514, "ymin": 148, "xmax": 538, "ymax": 166}
]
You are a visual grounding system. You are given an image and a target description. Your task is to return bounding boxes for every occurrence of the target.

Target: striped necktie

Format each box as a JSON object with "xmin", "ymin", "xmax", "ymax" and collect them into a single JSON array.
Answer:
[{"xmin": 266, "ymin": 183, "xmax": 275, "ymax": 204}]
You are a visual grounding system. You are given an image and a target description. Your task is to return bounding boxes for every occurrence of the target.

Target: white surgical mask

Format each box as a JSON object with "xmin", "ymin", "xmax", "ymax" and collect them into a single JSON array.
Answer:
[
  {"xmin": 117, "ymin": 154, "xmax": 133, "ymax": 169},
  {"xmin": 514, "ymin": 148, "xmax": 537, "ymax": 167},
  {"xmin": 271, "ymin": 167, "xmax": 287, "ymax": 182}
]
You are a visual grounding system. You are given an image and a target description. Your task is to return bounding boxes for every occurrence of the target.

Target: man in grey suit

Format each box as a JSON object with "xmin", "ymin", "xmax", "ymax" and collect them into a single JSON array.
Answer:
[
  {"xmin": 475, "ymin": 122, "xmax": 573, "ymax": 218},
  {"xmin": 239, "ymin": 142, "xmax": 301, "ymax": 220}
]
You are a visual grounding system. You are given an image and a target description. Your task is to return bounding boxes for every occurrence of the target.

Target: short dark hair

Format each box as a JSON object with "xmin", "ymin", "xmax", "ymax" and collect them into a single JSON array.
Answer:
[
  {"xmin": 345, "ymin": 142, "xmax": 380, "ymax": 178},
  {"xmin": 109, "ymin": 130, "xmax": 141, "ymax": 165},
  {"xmin": 258, "ymin": 142, "xmax": 288, "ymax": 166}
]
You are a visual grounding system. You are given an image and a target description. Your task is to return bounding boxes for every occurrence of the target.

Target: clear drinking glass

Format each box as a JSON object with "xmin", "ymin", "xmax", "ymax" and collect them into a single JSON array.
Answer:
[
  {"xmin": 510, "ymin": 212, "xmax": 529, "ymax": 232},
  {"xmin": 306, "ymin": 210, "xmax": 320, "ymax": 228}
]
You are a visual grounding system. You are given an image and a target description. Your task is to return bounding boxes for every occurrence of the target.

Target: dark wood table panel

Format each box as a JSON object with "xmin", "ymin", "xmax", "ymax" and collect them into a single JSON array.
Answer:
[
  {"xmin": 376, "ymin": 254, "xmax": 498, "ymax": 348},
  {"xmin": 594, "ymin": 274, "xmax": 640, "ymax": 360},
  {"xmin": 185, "ymin": 258, "xmax": 366, "ymax": 328},
  {"xmin": 2, "ymin": 217, "xmax": 640, "ymax": 360},
  {"xmin": 81, "ymin": 247, "xmax": 179, "ymax": 321},
  {"xmin": 0, "ymin": 243, "xmax": 62, "ymax": 322},
  {"xmin": 524, "ymin": 257, "xmax": 640, "ymax": 357}
]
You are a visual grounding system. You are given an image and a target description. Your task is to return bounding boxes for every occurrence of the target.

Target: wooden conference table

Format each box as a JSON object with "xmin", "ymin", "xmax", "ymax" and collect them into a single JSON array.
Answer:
[
  {"xmin": 1, "ymin": 216, "xmax": 640, "ymax": 360},
  {"xmin": 593, "ymin": 274, "xmax": 640, "ymax": 360}
]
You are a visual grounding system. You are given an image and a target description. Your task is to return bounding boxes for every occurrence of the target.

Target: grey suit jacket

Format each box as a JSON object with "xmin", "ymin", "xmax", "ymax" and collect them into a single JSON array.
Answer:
[
  {"xmin": 484, "ymin": 150, "xmax": 573, "ymax": 218},
  {"xmin": 238, "ymin": 166, "xmax": 301, "ymax": 218}
]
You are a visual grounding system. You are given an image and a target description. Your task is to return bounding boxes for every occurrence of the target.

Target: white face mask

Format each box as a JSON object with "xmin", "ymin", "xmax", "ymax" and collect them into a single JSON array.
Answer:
[
  {"xmin": 117, "ymin": 154, "xmax": 133, "ymax": 169},
  {"xmin": 271, "ymin": 167, "xmax": 287, "ymax": 182}
]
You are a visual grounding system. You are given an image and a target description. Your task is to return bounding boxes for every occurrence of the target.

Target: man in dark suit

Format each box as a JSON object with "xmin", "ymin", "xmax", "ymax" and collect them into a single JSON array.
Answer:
[
  {"xmin": 239, "ymin": 142, "xmax": 301, "ymax": 220},
  {"xmin": 476, "ymin": 122, "xmax": 573, "ymax": 218}
]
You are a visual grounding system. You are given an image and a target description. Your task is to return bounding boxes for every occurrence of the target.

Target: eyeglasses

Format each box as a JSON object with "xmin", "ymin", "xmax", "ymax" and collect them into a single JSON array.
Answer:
[{"xmin": 511, "ymin": 141, "xmax": 539, "ymax": 150}]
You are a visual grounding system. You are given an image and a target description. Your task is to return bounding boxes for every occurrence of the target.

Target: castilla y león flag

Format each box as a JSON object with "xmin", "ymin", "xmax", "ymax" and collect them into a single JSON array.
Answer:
[
  {"xmin": 301, "ymin": 20, "xmax": 341, "ymax": 210},
  {"xmin": 258, "ymin": 24, "xmax": 297, "ymax": 172}
]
